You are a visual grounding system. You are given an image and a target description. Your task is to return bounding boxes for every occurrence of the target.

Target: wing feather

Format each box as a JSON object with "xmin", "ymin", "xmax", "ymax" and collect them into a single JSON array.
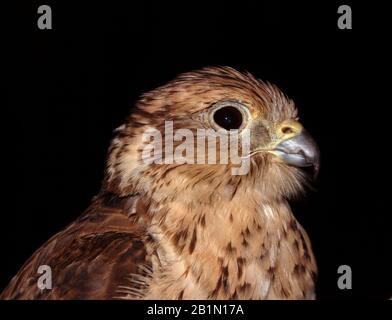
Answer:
[{"xmin": 0, "ymin": 193, "xmax": 151, "ymax": 300}]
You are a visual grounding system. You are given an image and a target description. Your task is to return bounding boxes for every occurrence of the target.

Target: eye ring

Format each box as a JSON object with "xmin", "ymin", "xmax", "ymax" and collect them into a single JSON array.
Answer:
[{"xmin": 209, "ymin": 100, "xmax": 250, "ymax": 131}]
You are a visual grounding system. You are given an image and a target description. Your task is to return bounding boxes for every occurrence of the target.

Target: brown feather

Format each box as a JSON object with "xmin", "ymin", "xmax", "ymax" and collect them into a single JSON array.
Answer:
[
  {"xmin": 1, "ymin": 67, "xmax": 317, "ymax": 300},
  {"xmin": 1, "ymin": 193, "xmax": 151, "ymax": 299}
]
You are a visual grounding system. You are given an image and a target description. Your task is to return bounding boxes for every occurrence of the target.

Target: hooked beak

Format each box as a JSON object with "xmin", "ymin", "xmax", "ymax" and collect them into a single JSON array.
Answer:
[{"xmin": 269, "ymin": 121, "xmax": 320, "ymax": 178}]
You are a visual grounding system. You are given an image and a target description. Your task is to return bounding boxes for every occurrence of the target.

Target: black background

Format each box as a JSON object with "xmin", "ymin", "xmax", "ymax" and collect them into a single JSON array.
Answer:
[{"xmin": 3, "ymin": 1, "xmax": 391, "ymax": 300}]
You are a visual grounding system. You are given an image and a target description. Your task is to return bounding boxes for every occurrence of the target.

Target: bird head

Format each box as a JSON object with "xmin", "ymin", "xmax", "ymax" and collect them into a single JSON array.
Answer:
[{"xmin": 103, "ymin": 67, "xmax": 319, "ymax": 203}]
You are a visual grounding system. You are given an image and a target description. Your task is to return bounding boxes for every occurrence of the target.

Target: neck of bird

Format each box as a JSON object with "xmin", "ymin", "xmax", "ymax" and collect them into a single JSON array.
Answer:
[{"xmin": 145, "ymin": 189, "xmax": 301, "ymax": 299}]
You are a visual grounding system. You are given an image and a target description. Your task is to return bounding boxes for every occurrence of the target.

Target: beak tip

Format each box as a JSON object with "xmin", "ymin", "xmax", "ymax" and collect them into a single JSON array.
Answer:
[
  {"xmin": 273, "ymin": 129, "xmax": 320, "ymax": 177},
  {"xmin": 312, "ymin": 162, "xmax": 320, "ymax": 180}
]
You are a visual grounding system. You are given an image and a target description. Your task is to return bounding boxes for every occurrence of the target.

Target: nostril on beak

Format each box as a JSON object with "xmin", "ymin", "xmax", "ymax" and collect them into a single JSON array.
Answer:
[
  {"xmin": 278, "ymin": 120, "xmax": 304, "ymax": 139},
  {"xmin": 281, "ymin": 126, "xmax": 294, "ymax": 135}
]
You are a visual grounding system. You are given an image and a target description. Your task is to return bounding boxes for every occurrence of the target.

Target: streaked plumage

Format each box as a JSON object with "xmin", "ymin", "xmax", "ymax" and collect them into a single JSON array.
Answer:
[{"xmin": 1, "ymin": 67, "xmax": 319, "ymax": 300}]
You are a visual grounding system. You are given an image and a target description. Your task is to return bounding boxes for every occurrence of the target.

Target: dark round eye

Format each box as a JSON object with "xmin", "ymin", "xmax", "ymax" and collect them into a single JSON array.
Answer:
[{"xmin": 213, "ymin": 106, "xmax": 243, "ymax": 130}]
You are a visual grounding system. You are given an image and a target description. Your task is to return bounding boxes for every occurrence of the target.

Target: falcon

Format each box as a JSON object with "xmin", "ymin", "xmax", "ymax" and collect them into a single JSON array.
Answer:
[{"xmin": 1, "ymin": 67, "xmax": 319, "ymax": 300}]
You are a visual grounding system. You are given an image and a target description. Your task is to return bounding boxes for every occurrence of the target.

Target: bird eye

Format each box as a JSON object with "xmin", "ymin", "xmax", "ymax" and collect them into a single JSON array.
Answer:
[{"xmin": 213, "ymin": 106, "xmax": 243, "ymax": 130}]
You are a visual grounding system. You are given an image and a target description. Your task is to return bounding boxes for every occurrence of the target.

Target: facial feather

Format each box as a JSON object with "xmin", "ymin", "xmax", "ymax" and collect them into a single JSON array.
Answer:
[
  {"xmin": 104, "ymin": 66, "xmax": 305, "ymax": 201},
  {"xmin": 100, "ymin": 67, "xmax": 317, "ymax": 300}
]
